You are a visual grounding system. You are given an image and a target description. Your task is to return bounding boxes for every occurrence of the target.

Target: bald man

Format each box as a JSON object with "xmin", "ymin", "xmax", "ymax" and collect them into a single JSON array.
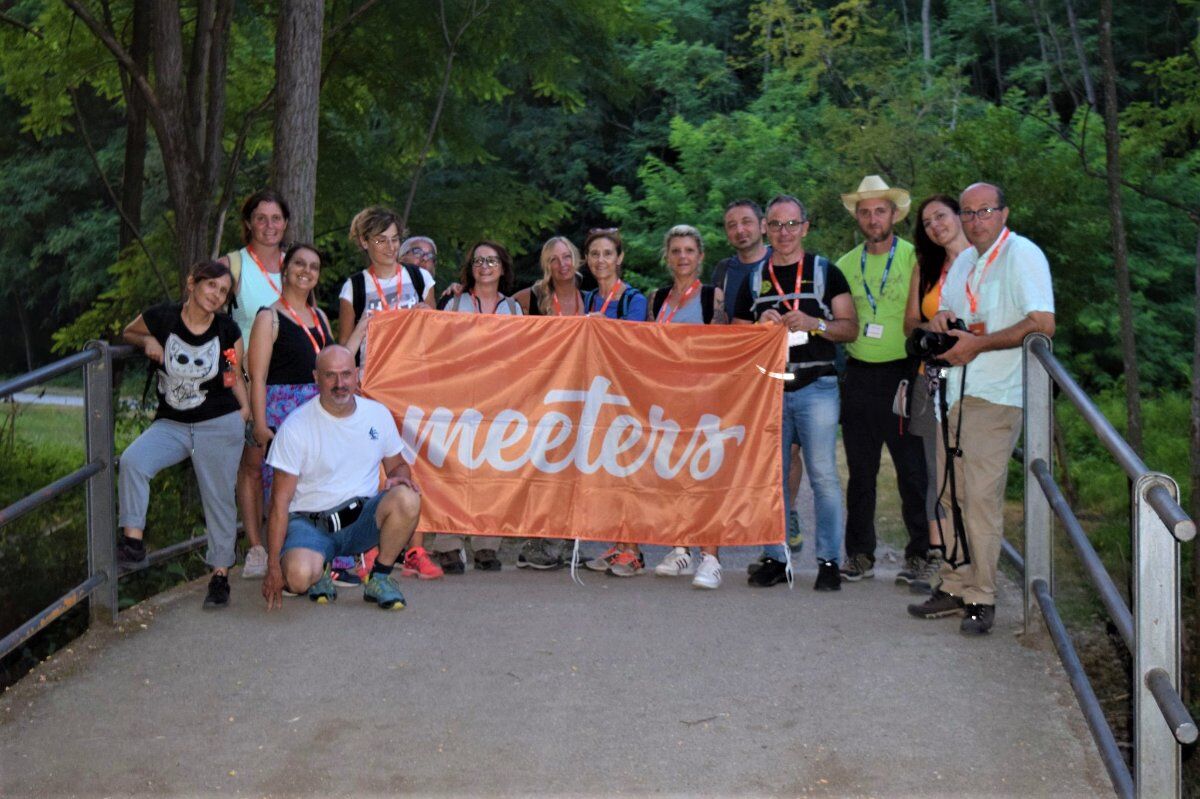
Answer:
[{"xmin": 262, "ymin": 345, "xmax": 422, "ymax": 611}]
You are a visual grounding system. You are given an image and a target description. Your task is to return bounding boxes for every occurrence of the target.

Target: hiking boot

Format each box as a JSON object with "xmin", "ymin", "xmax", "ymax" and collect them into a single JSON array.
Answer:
[
  {"xmin": 364, "ymin": 572, "xmax": 407, "ymax": 610},
  {"xmin": 307, "ymin": 566, "xmax": 337, "ymax": 604},
  {"xmin": 907, "ymin": 590, "xmax": 964, "ymax": 619},
  {"xmin": 895, "ymin": 555, "xmax": 926, "ymax": 586},
  {"xmin": 747, "ymin": 558, "xmax": 788, "ymax": 587},
  {"xmin": 840, "ymin": 553, "xmax": 875, "ymax": 582},
  {"xmin": 401, "ymin": 546, "xmax": 444, "ymax": 580},
  {"xmin": 435, "ymin": 549, "xmax": 466, "ymax": 575},
  {"xmin": 203, "ymin": 573, "xmax": 230, "ymax": 609},
  {"xmin": 653, "ymin": 547, "xmax": 695, "ymax": 577},
  {"xmin": 332, "ymin": 567, "xmax": 362, "ymax": 587},
  {"xmin": 787, "ymin": 511, "xmax": 803, "ymax": 553},
  {"xmin": 746, "ymin": 553, "xmax": 770, "ymax": 576},
  {"xmin": 607, "ymin": 550, "xmax": 645, "ymax": 577},
  {"xmin": 692, "ymin": 554, "xmax": 722, "ymax": 590},
  {"xmin": 909, "ymin": 551, "xmax": 944, "ymax": 595},
  {"xmin": 116, "ymin": 536, "xmax": 148, "ymax": 570},
  {"xmin": 242, "ymin": 544, "xmax": 268, "ymax": 579},
  {"xmin": 517, "ymin": 539, "xmax": 564, "ymax": 570},
  {"xmin": 960, "ymin": 603, "xmax": 995, "ymax": 635},
  {"xmin": 474, "ymin": 549, "xmax": 502, "ymax": 571},
  {"xmin": 814, "ymin": 559, "xmax": 841, "ymax": 591},
  {"xmin": 585, "ymin": 546, "xmax": 621, "ymax": 572}
]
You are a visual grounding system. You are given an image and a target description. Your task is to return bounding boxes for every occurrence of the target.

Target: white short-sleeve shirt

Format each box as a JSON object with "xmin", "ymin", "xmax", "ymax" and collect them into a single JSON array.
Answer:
[
  {"xmin": 266, "ymin": 395, "xmax": 413, "ymax": 513},
  {"xmin": 939, "ymin": 228, "xmax": 1055, "ymax": 408},
  {"xmin": 338, "ymin": 267, "xmax": 435, "ymax": 312}
]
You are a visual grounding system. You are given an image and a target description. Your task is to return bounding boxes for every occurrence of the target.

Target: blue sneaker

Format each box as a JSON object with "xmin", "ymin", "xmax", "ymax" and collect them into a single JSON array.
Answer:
[
  {"xmin": 307, "ymin": 566, "xmax": 337, "ymax": 604},
  {"xmin": 787, "ymin": 511, "xmax": 803, "ymax": 553},
  {"xmin": 364, "ymin": 572, "xmax": 406, "ymax": 610}
]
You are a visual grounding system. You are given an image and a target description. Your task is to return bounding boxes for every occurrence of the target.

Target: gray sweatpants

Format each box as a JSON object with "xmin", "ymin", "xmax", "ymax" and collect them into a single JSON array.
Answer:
[{"xmin": 118, "ymin": 411, "xmax": 244, "ymax": 570}]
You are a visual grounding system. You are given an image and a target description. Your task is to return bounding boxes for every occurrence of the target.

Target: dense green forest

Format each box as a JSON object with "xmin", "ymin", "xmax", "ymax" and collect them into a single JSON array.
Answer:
[{"xmin": 1, "ymin": 0, "xmax": 1199, "ymax": 785}]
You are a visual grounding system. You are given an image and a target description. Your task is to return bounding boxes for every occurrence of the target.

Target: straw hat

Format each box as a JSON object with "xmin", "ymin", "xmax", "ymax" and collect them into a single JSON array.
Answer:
[{"xmin": 840, "ymin": 175, "xmax": 911, "ymax": 222}]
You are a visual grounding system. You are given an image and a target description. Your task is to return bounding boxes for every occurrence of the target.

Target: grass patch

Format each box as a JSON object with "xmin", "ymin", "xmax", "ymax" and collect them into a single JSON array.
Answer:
[{"xmin": 1, "ymin": 402, "xmax": 86, "ymax": 461}]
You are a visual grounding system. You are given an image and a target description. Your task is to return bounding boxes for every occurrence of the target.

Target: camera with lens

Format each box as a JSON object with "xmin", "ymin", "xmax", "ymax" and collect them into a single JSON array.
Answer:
[{"xmin": 906, "ymin": 318, "xmax": 968, "ymax": 369}]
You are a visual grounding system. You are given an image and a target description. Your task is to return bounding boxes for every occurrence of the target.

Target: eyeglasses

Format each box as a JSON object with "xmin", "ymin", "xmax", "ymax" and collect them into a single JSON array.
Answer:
[
  {"xmin": 766, "ymin": 219, "xmax": 806, "ymax": 231},
  {"xmin": 472, "ymin": 256, "xmax": 502, "ymax": 269},
  {"xmin": 371, "ymin": 236, "xmax": 401, "ymax": 247},
  {"xmin": 408, "ymin": 247, "xmax": 435, "ymax": 260},
  {"xmin": 959, "ymin": 206, "xmax": 1005, "ymax": 222},
  {"xmin": 589, "ymin": 227, "xmax": 619, "ymax": 235}
]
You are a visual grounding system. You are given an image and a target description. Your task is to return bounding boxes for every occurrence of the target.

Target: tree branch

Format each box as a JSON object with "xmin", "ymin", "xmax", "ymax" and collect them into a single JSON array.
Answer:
[
  {"xmin": 61, "ymin": 0, "xmax": 163, "ymax": 129},
  {"xmin": 67, "ymin": 86, "xmax": 171, "ymax": 300},
  {"xmin": 326, "ymin": 0, "xmax": 382, "ymax": 40},
  {"xmin": 210, "ymin": 87, "xmax": 276, "ymax": 256},
  {"xmin": 0, "ymin": 9, "xmax": 43, "ymax": 37}
]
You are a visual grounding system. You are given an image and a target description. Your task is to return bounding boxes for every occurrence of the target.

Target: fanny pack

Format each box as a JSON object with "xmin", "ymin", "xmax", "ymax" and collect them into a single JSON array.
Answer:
[{"xmin": 293, "ymin": 496, "xmax": 369, "ymax": 533}]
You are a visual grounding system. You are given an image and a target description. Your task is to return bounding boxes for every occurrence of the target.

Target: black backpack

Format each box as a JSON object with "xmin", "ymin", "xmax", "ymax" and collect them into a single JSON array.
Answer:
[{"xmin": 350, "ymin": 264, "xmax": 427, "ymax": 321}]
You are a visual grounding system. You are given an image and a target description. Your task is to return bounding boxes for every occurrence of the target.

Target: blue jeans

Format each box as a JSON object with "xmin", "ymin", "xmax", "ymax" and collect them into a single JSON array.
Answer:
[
  {"xmin": 763, "ymin": 376, "xmax": 844, "ymax": 564},
  {"xmin": 282, "ymin": 492, "xmax": 386, "ymax": 563}
]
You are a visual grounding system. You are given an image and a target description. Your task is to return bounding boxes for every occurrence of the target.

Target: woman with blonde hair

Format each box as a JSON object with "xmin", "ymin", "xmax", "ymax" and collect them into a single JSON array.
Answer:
[{"xmin": 514, "ymin": 236, "xmax": 585, "ymax": 316}]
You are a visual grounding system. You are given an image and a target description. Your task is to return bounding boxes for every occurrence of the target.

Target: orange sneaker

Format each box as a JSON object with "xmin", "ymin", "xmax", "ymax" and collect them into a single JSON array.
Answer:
[{"xmin": 401, "ymin": 546, "xmax": 444, "ymax": 580}]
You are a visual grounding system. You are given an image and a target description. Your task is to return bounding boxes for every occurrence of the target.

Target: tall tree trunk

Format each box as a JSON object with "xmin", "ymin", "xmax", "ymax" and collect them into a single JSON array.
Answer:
[
  {"xmin": 1098, "ymin": 0, "xmax": 1143, "ymax": 456},
  {"xmin": 1063, "ymin": 0, "xmax": 1096, "ymax": 108},
  {"xmin": 1026, "ymin": 0, "xmax": 1060, "ymax": 119},
  {"xmin": 118, "ymin": 0, "xmax": 151, "ymax": 252},
  {"xmin": 989, "ymin": 0, "xmax": 1005, "ymax": 101},
  {"xmin": 271, "ymin": 0, "xmax": 324, "ymax": 244},
  {"xmin": 921, "ymin": 0, "xmax": 932, "ymax": 88}
]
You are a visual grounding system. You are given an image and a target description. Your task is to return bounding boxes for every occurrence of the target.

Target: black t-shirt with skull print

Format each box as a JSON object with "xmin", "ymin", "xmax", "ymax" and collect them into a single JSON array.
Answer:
[{"xmin": 142, "ymin": 303, "xmax": 242, "ymax": 424}]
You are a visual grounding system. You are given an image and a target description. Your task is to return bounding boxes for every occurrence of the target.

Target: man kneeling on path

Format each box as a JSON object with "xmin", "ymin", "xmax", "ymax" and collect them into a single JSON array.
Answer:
[{"xmin": 261, "ymin": 345, "xmax": 421, "ymax": 610}]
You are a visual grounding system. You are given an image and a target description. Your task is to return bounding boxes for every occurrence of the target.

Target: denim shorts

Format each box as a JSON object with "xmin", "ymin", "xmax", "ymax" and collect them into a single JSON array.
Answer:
[{"xmin": 282, "ymin": 492, "xmax": 385, "ymax": 562}]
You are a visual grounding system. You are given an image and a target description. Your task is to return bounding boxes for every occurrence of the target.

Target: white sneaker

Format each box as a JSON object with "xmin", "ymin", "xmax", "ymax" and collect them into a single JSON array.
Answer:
[
  {"xmin": 242, "ymin": 545, "xmax": 268, "ymax": 579},
  {"xmin": 653, "ymin": 547, "xmax": 694, "ymax": 576},
  {"xmin": 691, "ymin": 554, "xmax": 722, "ymax": 589}
]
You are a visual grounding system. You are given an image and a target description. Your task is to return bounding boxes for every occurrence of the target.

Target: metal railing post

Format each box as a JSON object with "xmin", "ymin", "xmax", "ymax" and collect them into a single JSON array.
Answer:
[
  {"xmin": 85, "ymin": 340, "xmax": 118, "ymax": 625},
  {"xmin": 1133, "ymin": 472, "xmax": 1182, "ymax": 798},
  {"xmin": 1022, "ymin": 333, "xmax": 1053, "ymax": 636}
]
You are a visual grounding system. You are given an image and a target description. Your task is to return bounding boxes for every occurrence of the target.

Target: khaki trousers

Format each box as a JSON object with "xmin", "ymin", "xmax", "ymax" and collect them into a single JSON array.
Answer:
[
  {"xmin": 935, "ymin": 395, "xmax": 1023, "ymax": 606},
  {"xmin": 429, "ymin": 534, "xmax": 502, "ymax": 554}
]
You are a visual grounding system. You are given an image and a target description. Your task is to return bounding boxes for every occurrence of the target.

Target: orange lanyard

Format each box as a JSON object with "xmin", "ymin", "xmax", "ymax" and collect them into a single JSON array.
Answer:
[
  {"xmin": 596, "ymin": 280, "xmax": 623, "ymax": 316},
  {"xmin": 552, "ymin": 290, "xmax": 581, "ymax": 316},
  {"xmin": 965, "ymin": 228, "xmax": 1009, "ymax": 315},
  {"xmin": 368, "ymin": 267, "xmax": 394, "ymax": 312},
  {"xmin": 248, "ymin": 248, "xmax": 282, "ymax": 296},
  {"xmin": 656, "ymin": 279, "xmax": 701, "ymax": 323},
  {"xmin": 279, "ymin": 297, "xmax": 326, "ymax": 354},
  {"xmin": 766, "ymin": 256, "xmax": 803, "ymax": 312}
]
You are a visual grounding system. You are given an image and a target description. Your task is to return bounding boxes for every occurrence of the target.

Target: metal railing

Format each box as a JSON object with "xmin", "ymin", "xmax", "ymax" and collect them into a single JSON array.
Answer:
[
  {"xmin": 0, "ymin": 341, "xmax": 207, "ymax": 663},
  {"xmin": 1022, "ymin": 333, "xmax": 1197, "ymax": 799}
]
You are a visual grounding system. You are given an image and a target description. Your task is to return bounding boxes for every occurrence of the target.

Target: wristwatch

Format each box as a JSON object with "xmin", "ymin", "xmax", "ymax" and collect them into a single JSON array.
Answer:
[{"xmin": 815, "ymin": 319, "xmax": 828, "ymax": 334}]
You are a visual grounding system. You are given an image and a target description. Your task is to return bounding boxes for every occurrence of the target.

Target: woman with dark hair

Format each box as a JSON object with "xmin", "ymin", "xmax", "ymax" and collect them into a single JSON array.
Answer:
[
  {"xmin": 245, "ymin": 244, "xmax": 339, "ymax": 577},
  {"xmin": 439, "ymin": 241, "xmax": 522, "ymax": 315},
  {"xmin": 429, "ymin": 241, "xmax": 522, "ymax": 574},
  {"xmin": 902, "ymin": 194, "xmax": 971, "ymax": 592},
  {"xmin": 118, "ymin": 260, "xmax": 250, "ymax": 609},
  {"xmin": 581, "ymin": 228, "xmax": 647, "ymax": 321},
  {"xmin": 223, "ymin": 189, "xmax": 290, "ymax": 580}
]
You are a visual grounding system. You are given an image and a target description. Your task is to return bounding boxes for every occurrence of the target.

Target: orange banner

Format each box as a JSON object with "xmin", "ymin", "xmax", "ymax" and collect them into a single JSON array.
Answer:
[{"xmin": 361, "ymin": 310, "xmax": 787, "ymax": 547}]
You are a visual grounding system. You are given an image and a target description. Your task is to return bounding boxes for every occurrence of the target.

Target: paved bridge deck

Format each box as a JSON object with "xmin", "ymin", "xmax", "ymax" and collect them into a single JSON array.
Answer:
[{"xmin": 1, "ymin": 543, "xmax": 1108, "ymax": 798}]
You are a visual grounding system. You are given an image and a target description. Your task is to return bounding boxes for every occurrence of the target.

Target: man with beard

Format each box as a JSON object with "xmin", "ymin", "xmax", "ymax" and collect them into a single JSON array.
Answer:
[
  {"xmin": 261, "ymin": 345, "xmax": 422, "ymax": 611},
  {"xmin": 836, "ymin": 176, "xmax": 930, "ymax": 585}
]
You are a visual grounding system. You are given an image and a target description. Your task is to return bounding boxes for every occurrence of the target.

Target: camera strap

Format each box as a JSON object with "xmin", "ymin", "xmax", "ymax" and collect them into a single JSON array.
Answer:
[{"xmin": 934, "ymin": 366, "xmax": 971, "ymax": 569}]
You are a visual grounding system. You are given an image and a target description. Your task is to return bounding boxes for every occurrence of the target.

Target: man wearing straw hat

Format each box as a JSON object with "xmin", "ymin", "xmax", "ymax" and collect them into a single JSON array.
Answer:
[{"xmin": 835, "ymin": 176, "xmax": 931, "ymax": 585}]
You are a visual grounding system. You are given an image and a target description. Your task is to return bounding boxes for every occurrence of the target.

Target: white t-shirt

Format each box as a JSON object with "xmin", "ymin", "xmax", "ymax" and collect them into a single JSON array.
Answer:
[
  {"xmin": 266, "ymin": 394, "xmax": 412, "ymax": 513},
  {"xmin": 338, "ymin": 267, "xmax": 434, "ymax": 312},
  {"xmin": 443, "ymin": 293, "xmax": 523, "ymax": 315},
  {"xmin": 940, "ymin": 228, "xmax": 1055, "ymax": 409}
]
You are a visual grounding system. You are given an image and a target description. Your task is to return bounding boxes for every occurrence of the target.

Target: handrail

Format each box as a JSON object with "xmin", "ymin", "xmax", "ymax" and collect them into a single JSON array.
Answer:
[
  {"xmin": 0, "ymin": 341, "xmax": 203, "ymax": 666},
  {"xmin": 0, "ymin": 349, "xmax": 99, "ymax": 400},
  {"xmin": 1028, "ymin": 337, "xmax": 1194, "ymax": 542},
  {"xmin": 1023, "ymin": 333, "xmax": 1194, "ymax": 798}
]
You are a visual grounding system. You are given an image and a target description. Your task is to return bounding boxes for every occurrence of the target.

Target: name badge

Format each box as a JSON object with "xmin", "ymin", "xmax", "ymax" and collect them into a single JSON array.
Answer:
[
  {"xmin": 787, "ymin": 330, "xmax": 809, "ymax": 348},
  {"xmin": 864, "ymin": 323, "xmax": 884, "ymax": 339},
  {"xmin": 968, "ymin": 321, "xmax": 987, "ymax": 336}
]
